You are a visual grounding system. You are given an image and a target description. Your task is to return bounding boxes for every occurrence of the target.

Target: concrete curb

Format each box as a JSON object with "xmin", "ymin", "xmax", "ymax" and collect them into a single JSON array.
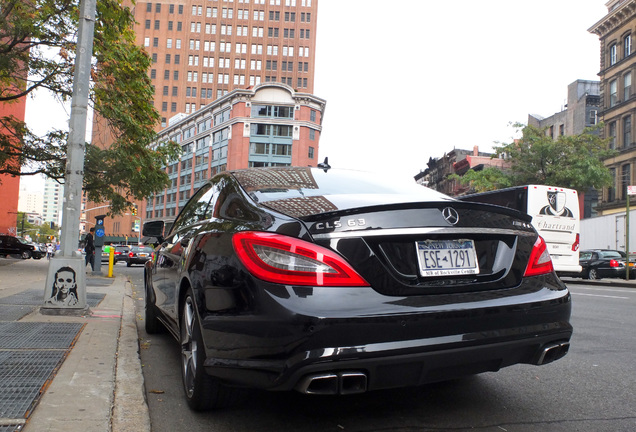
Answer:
[{"xmin": 112, "ymin": 280, "xmax": 151, "ymax": 432}]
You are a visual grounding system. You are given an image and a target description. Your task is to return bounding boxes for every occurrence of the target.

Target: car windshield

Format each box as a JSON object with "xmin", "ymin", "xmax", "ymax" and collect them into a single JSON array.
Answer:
[{"xmin": 17, "ymin": 238, "xmax": 29, "ymax": 244}]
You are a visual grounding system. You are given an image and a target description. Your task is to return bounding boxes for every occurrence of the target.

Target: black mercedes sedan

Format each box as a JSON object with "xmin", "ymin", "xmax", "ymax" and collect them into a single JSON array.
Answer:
[{"xmin": 142, "ymin": 167, "xmax": 572, "ymax": 411}]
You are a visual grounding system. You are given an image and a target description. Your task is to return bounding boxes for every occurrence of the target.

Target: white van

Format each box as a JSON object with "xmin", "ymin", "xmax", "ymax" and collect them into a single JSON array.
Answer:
[{"xmin": 461, "ymin": 185, "xmax": 581, "ymax": 276}]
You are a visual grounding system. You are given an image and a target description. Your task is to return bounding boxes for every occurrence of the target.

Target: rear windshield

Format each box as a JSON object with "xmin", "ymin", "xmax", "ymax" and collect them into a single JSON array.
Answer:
[
  {"xmin": 231, "ymin": 167, "xmax": 451, "ymax": 217},
  {"xmin": 599, "ymin": 251, "xmax": 622, "ymax": 259}
]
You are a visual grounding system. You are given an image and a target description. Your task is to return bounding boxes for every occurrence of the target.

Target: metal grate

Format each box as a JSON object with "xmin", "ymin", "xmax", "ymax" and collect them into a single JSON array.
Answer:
[
  {"xmin": 0, "ymin": 350, "xmax": 66, "ymax": 419},
  {"xmin": 0, "ymin": 305, "xmax": 36, "ymax": 322},
  {"xmin": 0, "ymin": 323, "xmax": 84, "ymax": 350},
  {"xmin": 0, "ymin": 291, "xmax": 41, "ymax": 306},
  {"xmin": 0, "ymin": 425, "xmax": 24, "ymax": 432},
  {"xmin": 0, "ymin": 291, "xmax": 105, "ymax": 308}
]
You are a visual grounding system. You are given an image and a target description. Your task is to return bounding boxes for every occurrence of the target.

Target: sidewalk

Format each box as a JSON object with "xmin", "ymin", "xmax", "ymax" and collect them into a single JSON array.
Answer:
[{"xmin": 0, "ymin": 258, "xmax": 149, "ymax": 432}]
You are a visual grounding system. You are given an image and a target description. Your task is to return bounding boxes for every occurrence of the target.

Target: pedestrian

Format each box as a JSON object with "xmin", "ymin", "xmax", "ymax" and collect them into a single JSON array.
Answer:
[
  {"xmin": 85, "ymin": 227, "xmax": 95, "ymax": 271},
  {"xmin": 46, "ymin": 243, "xmax": 54, "ymax": 259}
]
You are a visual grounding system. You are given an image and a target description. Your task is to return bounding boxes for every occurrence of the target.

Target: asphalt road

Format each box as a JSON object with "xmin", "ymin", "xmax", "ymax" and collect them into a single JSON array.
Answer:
[{"xmin": 122, "ymin": 264, "xmax": 636, "ymax": 432}]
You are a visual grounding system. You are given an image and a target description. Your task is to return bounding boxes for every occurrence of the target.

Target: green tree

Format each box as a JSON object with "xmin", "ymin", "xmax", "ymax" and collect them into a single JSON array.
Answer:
[
  {"xmin": 0, "ymin": 0, "xmax": 180, "ymax": 214},
  {"xmin": 454, "ymin": 123, "xmax": 617, "ymax": 193}
]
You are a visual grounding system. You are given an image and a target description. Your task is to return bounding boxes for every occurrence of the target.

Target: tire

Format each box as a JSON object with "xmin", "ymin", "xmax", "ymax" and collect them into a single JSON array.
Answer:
[
  {"xmin": 144, "ymin": 282, "xmax": 164, "ymax": 334},
  {"xmin": 126, "ymin": 261, "xmax": 132, "ymax": 267},
  {"xmin": 180, "ymin": 291, "xmax": 238, "ymax": 411},
  {"xmin": 587, "ymin": 268, "xmax": 599, "ymax": 280},
  {"xmin": 21, "ymin": 250, "xmax": 31, "ymax": 260}
]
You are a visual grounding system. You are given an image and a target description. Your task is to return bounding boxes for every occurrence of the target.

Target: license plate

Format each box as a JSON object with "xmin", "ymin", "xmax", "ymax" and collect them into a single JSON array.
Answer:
[
  {"xmin": 139, "ymin": 253, "xmax": 148, "ymax": 257},
  {"xmin": 416, "ymin": 239, "xmax": 479, "ymax": 277}
]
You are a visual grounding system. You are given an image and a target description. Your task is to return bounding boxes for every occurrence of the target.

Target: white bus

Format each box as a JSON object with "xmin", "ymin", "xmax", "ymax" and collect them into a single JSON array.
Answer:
[{"xmin": 461, "ymin": 185, "xmax": 581, "ymax": 276}]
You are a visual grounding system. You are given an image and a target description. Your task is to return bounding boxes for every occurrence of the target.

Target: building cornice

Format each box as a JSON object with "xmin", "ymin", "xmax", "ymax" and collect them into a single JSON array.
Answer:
[{"xmin": 589, "ymin": 0, "xmax": 636, "ymax": 37}]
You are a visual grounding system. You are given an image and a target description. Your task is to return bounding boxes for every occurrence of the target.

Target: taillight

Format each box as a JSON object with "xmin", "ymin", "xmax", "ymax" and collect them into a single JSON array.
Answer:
[
  {"xmin": 609, "ymin": 259, "xmax": 620, "ymax": 268},
  {"xmin": 524, "ymin": 236, "xmax": 554, "ymax": 277},
  {"xmin": 232, "ymin": 231, "xmax": 370, "ymax": 287},
  {"xmin": 572, "ymin": 233, "xmax": 580, "ymax": 252},
  {"xmin": 129, "ymin": 252, "xmax": 134, "ymax": 257}
]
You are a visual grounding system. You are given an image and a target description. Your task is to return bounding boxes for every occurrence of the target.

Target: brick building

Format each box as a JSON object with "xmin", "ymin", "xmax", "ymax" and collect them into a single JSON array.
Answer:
[{"xmin": 86, "ymin": 0, "xmax": 322, "ymax": 242}]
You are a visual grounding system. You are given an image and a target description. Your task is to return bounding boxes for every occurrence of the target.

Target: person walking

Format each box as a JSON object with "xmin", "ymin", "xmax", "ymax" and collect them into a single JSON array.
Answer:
[
  {"xmin": 46, "ymin": 243, "xmax": 54, "ymax": 259},
  {"xmin": 85, "ymin": 227, "xmax": 95, "ymax": 271}
]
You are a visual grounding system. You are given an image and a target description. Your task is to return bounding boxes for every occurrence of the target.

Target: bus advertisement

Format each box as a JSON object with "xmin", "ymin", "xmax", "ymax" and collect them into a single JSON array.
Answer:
[{"xmin": 461, "ymin": 185, "xmax": 581, "ymax": 276}]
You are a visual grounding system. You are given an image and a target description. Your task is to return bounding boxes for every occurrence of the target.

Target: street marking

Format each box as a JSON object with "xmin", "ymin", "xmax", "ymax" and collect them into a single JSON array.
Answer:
[{"xmin": 571, "ymin": 293, "xmax": 630, "ymax": 299}]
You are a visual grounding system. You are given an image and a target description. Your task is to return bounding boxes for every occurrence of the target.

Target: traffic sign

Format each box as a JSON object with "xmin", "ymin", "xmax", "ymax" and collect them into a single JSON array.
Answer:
[
  {"xmin": 96, "ymin": 228, "xmax": 105, "ymax": 238},
  {"xmin": 629, "ymin": 185, "xmax": 636, "ymax": 196}
]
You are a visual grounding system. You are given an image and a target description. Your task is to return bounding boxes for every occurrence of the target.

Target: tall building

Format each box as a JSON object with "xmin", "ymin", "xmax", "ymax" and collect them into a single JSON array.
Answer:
[
  {"xmin": 0, "ymin": 100, "xmax": 25, "ymax": 235},
  {"xmin": 134, "ymin": 0, "xmax": 317, "ymax": 129},
  {"xmin": 87, "ymin": 0, "xmax": 322, "ymax": 242},
  {"xmin": 589, "ymin": 0, "xmax": 636, "ymax": 215},
  {"xmin": 42, "ymin": 177, "xmax": 63, "ymax": 226},
  {"xmin": 528, "ymin": 80, "xmax": 601, "ymax": 137}
]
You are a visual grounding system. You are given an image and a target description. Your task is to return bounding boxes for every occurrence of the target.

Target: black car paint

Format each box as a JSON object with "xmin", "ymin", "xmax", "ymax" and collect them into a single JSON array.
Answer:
[{"xmin": 144, "ymin": 168, "xmax": 572, "ymax": 401}]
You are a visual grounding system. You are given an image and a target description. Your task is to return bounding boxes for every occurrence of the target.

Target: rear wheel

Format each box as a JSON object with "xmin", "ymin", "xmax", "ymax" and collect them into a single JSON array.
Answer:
[
  {"xmin": 587, "ymin": 268, "xmax": 599, "ymax": 280},
  {"xmin": 21, "ymin": 250, "xmax": 31, "ymax": 260},
  {"xmin": 181, "ymin": 291, "xmax": 238, "ymax": 410}
]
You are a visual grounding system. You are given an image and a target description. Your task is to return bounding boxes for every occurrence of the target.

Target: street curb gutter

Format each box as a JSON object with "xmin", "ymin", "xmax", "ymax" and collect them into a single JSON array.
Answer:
[{"xmin": 111, "ymin": 280, "xmax": 151, "ymax": 432}]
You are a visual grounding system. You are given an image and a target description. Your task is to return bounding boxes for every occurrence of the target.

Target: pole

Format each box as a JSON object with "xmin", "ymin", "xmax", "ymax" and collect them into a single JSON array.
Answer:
[
  {"xmin": 58, "ymin": 0, "xmax": 96, "ymax": 257},
  {"xmin": 42, "ymin": 0, "xmax": 96, "ymax": 315},
  {"xmin": 626, "ymin": 193, "xmax": 630, "ymax": 280}
]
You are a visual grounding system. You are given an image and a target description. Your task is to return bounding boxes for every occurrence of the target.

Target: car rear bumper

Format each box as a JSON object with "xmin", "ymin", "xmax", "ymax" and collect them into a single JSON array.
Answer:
[{"xmin": 199, "ymin": 275, "xmax": 572, "ymax": 392}]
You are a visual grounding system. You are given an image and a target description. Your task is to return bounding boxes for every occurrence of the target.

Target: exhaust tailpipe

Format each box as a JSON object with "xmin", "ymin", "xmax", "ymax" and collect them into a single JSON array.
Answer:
[
  {"xmin": 295, "ymin": 371, "xmax": 368, "ymax": 395},
  {"xmin": 536, "ymin": 342, "xmax": 570, "ymax": 365}
]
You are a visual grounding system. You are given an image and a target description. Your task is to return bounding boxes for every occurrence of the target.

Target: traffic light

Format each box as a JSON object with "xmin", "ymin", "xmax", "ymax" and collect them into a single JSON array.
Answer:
[{"xmin": 131, "ymin": 204, "xmax": 137, "ymax": 216}]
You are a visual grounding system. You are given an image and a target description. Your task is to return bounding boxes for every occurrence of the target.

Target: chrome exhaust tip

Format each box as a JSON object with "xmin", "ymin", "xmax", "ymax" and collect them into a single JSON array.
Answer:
[
  {"xmin": 295, "ymin": 371, "xmax": 368, "ymax": 395},
  {"xmin": 295, "ymin": 374, "xmax": 339, "ymax": 395},
  {"xmin": 537, "ymin": 342, "xmax": 570, "ymax": 365}
]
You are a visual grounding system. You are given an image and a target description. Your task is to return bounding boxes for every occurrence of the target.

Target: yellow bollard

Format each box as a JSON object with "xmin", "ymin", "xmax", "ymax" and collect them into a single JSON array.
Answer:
[{"xmin": 108, "ymin": 246, "xmax": 114, "ymax": 277}]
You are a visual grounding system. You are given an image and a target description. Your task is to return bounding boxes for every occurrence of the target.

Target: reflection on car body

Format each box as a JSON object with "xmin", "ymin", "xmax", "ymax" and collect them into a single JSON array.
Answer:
[{"xmin": 142, "ymin": 167, "xmax": 573, "ymax": 411}]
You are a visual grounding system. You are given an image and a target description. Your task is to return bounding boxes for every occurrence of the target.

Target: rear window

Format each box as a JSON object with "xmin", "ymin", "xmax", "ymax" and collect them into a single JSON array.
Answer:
[
  {"xmin": 231, "ymin": 167, "xmax": 451, "ymax": 217},
  {"xmin": 600, "ymin": 251, "xmax": 622, "ymax": 259}
]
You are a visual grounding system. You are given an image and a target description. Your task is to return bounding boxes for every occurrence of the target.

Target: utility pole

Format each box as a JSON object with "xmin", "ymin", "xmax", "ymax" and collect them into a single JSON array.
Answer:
[{"xmin": 42, "ymin": 0, "xmax": 96, "ymax": 315}]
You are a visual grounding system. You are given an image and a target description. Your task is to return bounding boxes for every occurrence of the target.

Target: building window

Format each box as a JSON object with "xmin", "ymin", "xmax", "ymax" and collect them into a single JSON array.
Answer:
[
  {"xmin": 625, "ymin": 34, "xmax": 632, "ymax": 58},
  {"xmin": 609, "ymin": 168, "xmax": 616, "ymax": 201},
  {"xmin": 625, "ymin": 72, "xmax": 632, "ymax": 101},
  {"xmin": 609, "ymin": 121, "xmax": 617, "ymax": 149},
  {"xmin": 559, "ymin": 124, "xmax": 564, "ymax": 136},
  {"xmin": 624, "ymin": 115, "xmax": 632, "ymax": 147},
  {"xmin": 610, "ymin": 79, "xmax": 618, "ymax": 107},
  {"xmin": 309, "ymin": 129, "xmax": 315, "ymax": 140},
  {"xmin": 308, "ymin": 146, "xmax": 314, "ymax": 159},
  {"xmin": 610, "ymin": 43, "xmax": 617, "ymax": 65},
  {"xmin": 589, "ymin": 109, "xmax": 597, "ymax": 125},
  {"xmin": 155, "ymin": 3, "xmax": 161, "ymax": 13}
]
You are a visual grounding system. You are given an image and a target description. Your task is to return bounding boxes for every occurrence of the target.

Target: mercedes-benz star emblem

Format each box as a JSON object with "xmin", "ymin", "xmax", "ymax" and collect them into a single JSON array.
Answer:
[{"xmin": 442, "ymin": 207, "xmax": 459, "ymax": 225}]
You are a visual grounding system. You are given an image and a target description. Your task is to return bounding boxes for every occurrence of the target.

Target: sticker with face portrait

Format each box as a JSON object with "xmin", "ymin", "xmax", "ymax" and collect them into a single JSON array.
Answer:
[{"xmin": 47, "ymin": 266, "xmax": 79, "ymax": 306}]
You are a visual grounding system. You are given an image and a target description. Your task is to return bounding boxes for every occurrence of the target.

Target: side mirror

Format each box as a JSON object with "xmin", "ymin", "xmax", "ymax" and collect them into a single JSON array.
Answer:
[{"xmin": 143, "ymin": 220, "xmax": 165, "ymax": 238}]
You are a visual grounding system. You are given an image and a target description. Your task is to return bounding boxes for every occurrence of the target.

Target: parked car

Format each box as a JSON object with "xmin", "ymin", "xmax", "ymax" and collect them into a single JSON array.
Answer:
[
  {"xmin": 578, "ymin": 249, "xmax": 634, "ymax": 280},
  {"xmin": 142, "ymin": 167, "xmax": 573, "ymax": 411},
  {"xmin": 114, "ymin": 245, "xmax": 131, "ymax": 263},
  {"xmin": 126, "ymin": 246, "xmax": 153, "ymax": 267},
  {"xmin": 0, "ymin": 234, "xmax": 44, "ymax": 259}
]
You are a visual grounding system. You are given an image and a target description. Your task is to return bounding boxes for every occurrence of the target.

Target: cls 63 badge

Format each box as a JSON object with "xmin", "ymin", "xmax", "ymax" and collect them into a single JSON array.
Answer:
[{"xmin": 315, "ymin": 218, "xmax": 366, "ymax": 231}]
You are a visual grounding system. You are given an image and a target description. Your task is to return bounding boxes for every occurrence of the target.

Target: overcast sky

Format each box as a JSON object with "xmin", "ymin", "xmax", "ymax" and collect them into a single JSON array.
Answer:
[
  {"xmin": 313, "ymin": 0, "xmax": 609, "ymax": 181},
  {"xmin": 24, "ymin": 0, "xmax": 610, "ymax": 189}
]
